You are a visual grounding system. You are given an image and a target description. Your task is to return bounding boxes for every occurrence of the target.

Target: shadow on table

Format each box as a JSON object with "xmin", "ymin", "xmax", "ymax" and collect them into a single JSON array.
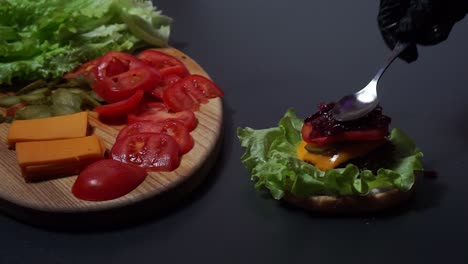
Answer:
[{"xmin": 0, "ymin": 102, "xmax": 235, "ymax": 233}]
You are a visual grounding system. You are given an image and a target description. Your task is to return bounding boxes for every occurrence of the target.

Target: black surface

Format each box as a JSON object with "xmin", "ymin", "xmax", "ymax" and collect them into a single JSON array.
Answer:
[{"xmin": 1, "ymin": 1, "xmax": 468, "ymax": 263}]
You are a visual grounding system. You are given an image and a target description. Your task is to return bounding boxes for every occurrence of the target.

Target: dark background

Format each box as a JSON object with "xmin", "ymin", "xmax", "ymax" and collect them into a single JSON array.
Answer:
[{"xmin": 1, "ymin": 0, "xmax": 468, "ymax": 263}]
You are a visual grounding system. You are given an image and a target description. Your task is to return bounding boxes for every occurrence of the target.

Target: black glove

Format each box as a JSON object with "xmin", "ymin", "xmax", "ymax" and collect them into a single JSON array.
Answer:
[{"xmin": 378, "ymin": 0, "xmax": 468, "ymax": 62}]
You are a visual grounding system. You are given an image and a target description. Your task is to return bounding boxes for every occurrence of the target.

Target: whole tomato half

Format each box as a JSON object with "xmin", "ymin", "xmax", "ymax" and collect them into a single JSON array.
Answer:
[{"xmin": 72, "ymin": 159, "xmax": 147, "ymax": 201}]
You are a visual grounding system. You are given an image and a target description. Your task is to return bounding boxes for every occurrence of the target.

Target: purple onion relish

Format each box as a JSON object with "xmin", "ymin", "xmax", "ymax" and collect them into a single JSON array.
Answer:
[{"xmin": 304, "ymin": 102, "xmax": 391, "ymax": 138}]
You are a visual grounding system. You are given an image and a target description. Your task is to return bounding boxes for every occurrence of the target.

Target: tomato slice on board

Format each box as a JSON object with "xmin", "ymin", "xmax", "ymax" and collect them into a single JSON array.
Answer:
[
  {"xmin": 116, "ymin": 120, "xmax": 194, "ymax": 154},
  {"xmin": 64, "ymin": 59, "xmax": 100, "ymax": 83},
  {"xmin": 127, "ymin": 101, "xmax": 168, "ymax": 123},
  {"xmin": 138, "ymin": 49, "xmax": 191, "ymax": 100},
  {"xmin": 110, "ymin": 132, "xmax": 181, "ymax": 171},
  {"xmin": 96, "ymin": 51, "xmax": 149, "ymax": 80},
  {"xmin": 137, "ymin": 49, "xmax": 189, "ymax": 77},
  {"xmin": 150, "ymin": 74, "xmax": 183, "ymax": 99},
  {"xmin": 187, "ymin": 75, "xmax": 224, "ymax": 98},
  {"xmin": 127, "ymin": 101, "xmax": 197, "ymax": 131},
  {"xmin": 94, "ymin": 89, "xmax": 144, "ymax": 117},
  {"xmin": 93, "ymin": 67, "xmax": 161, "ymax": 103},
  {"xmin": 301, "ymin": 122, "xmax": 388, "ymax": 146},
  {"xmin": 64, "ymin": 51, "xmax": 149, "ymax": 83},
  {"xmin": 161, "ymin": 119, "xmax": 194, "ymax": 154},
  {"xmin": 147, "ymin": 110, "xmax": 198, "ymax": 131},
  {"xmin": 72, "ymin": 159, "xmax": 147, "ymax": 201},
  {"xmin": 116, "ymin": 121, "xmax": 165, "ymax": 141},
  {"xmin": 159, "ymin": 65, "xmax": 189, "ymax": 78},
  {"xmin": 163, "ymin": 75, "xmax": 223, "ymax": 112}
]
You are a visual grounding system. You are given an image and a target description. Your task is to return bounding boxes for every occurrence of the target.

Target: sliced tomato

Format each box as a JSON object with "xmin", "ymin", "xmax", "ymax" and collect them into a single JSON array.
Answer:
[
  {"xmin": 94, "ymin": 89, "xmax": 144, "ymax": 117},
  {"xmin": 93, "ymin": 67, "xmax": 161, "ymax": 103},
  {"xmin": 163, "ymin": 81, "xmax": 199, "ymax": 112},
  {"xmin": 127, "ymin": 101, "xmax": 197, "ymax": 131},
  {"xmin": 159, "ymin": 65, "xmax": 189, "ymax": 78},
  {"xmin": 102, "ymin": 56, "xmax": 128, "ymax": 77},
  {"xmin": 116, "ymin": 121, "xmax": 165, "ymax": 141},
  {"xmin": 162, "ymin": 119, "xmax": 194, "ymax": 154},
  {"xmin": 64, "ymin": 59, "xmax": 100, "ymax": 83},
  {"xmin": 301, "ymin": 122, "xmax": 388, "ymax": 146},
  {"xmin": 72, "ymin": 159, "xmax": 147, "ymax": 201},
  {"xmin": 150, "ymin": 74, "xmax": 183, "ymax": 99},
  {"xmin": 137, "ymin": 49, "xmax": 189, "ymax": 77},
  {"xmin": 110, "ymin": 132, "xmax": 181, "ymax": 171},
  {"xmin": 127, "ymin": 101, "xmax": 169, "ymax": 121},
  {"xmin": 116, "ymin": 120, "xmax": 194, "ymax": 154},
  {"xmin": 163, "ymin": 75, "xmax": 223, "ymax": 112},
  {"xmin": 96, "ymin": 51, "xmax": 149, "ymax": 80},
  {"xmin": 150, "ymin": 110, "xmax": 198, "ymax": 131},
  {"xmin": 187, "ymin": 75, "xmax": 224, "ymax": 98}
]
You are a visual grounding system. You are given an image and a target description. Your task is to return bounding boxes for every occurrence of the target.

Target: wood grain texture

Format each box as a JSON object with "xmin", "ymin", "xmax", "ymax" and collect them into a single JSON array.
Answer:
[{"xmin": 0, "ymin": 48, "xmax": 223, "ymax": 214}]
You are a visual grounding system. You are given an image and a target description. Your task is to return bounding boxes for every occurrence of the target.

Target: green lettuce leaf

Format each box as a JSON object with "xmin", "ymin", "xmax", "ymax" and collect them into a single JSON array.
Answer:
[
  {"xmin": 237, "ymin": 109, "xmax": 423, "ymax": 199},
  {"xmin": 0, "ymin": 0, "xmax": 171, "ymax": 85}
]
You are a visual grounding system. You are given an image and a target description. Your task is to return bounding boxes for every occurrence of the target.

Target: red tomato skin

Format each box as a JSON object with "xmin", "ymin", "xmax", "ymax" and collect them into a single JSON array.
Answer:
[
  {"xmin": 301, "ymin": 122, "xmax": 388, "ymax": 146},
  {"xmin": 127, "ymin": 101, "xmax": 197, "ymax": 131},
  {"xmin": 162, "ymin": 119, "xmax": 194, "ymax": 154},
  {"xmin": 163, "ymin": 80, "xmax": 200, "ymax": 112},
  {"xmin": 64, "ymin": 59, "xmax": 100, "ymax": 83},
  {"xmin": 116, "ymin": 121, "xmax": 165, "ymax": 141},
  {"xmin": 110, "ymin": 133, "xmax": 181, "ymax": 171},
  {"xmin": 160, "ymin": 65, "xmax": 189, "ymax": 78},
  {"xmin": 137, "ymin": 49, "xmax": 189, "ymax": 76},
  {"xmin": 127, "ymin": 101, "xmax": 169, "ymax": 120},
  {"xmin": 301, "ymin": 123, "xmax": 314, "ymax": 144},
  {"xmin": 94, "ymin": 89, "xmax": 145, "ymax": 117},
  {"xmin": 128, "ymin": 109, "xmax": 197, "ymax": 131},
  {"xmin": 150, "ymin": 74, "xmax": 183, "ymax": 99},
  {"xmin": 96, "ymin": 51, "xmax": 148, "ymax": 80},
  {"xmin": 116, "ymin": 120, "xmax": 194, "ymax": 154},
  {"xmin": 163, "ymin": 75, "xmax": 224, "ymax": 112},
  {"xmin": 72, "ymin": 159, "xmax": 147, "ymax": 201},
  {"xmin": 93, "ymin": 67, "xmax": 161, "ymax": 103},
  {"xmin": 137, "ymin": 49, "xmax": 190, "ymax": 100},
  {"xmin": 187, "ymin": 75, "xmax": 224, "ymax": 98},
  {"xmin": 161, "ymin": 111, "xmax": 197, "ymax": 131},
  {"xmin": 65, "ymin": 51, "xmax": 148, "ymax": 83}
]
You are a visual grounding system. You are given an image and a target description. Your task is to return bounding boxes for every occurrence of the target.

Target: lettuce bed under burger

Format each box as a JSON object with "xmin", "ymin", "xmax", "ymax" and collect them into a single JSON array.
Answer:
[{"xmin": 237, "ymin": 104, "xmax": 423, "ymax": 208}]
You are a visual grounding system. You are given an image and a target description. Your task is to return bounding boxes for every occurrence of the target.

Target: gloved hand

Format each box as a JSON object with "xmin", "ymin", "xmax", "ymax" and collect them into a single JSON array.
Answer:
[{"xmin": 378, "ymin": 0, "xmax": 468, "ymax": 62}]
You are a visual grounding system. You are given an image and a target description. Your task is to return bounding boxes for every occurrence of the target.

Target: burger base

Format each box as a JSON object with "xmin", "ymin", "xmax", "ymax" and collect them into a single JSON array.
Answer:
[{"xmin": 283, "ymin": 187, "xmax": 415, "ymax": 214}]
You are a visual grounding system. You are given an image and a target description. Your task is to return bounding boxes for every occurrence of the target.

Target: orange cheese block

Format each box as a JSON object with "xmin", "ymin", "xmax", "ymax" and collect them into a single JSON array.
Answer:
[
  {"xmin": 15, "ymin": 135, "xmax": 106, "ymax": 182},
  {"xmin": 296, "ymin": 140, "xmax": 385, "ymax": 171},
  {"xmin": 7, "ymin": 111, "xmax": 88, "ymax": 146}
]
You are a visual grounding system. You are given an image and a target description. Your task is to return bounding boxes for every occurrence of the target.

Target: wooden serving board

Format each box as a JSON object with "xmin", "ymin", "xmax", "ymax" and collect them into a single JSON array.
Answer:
[{"xmin": 0, "ymin": 48, "xmax": 223, "ymax": 218}]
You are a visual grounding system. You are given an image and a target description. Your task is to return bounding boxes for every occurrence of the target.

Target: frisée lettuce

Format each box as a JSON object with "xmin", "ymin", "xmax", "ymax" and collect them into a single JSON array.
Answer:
[
  {"xmin": 237, "ymin": 109, "xmax": 423, "ymax": 200},
  {"xmin": 0, "ymin": 0, "xmax": 172, "ymax": 85}
]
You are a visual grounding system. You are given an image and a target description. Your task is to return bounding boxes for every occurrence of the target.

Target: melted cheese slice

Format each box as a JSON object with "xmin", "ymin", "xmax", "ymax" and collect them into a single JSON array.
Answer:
[{"xmin": 296, "ymin": 140, "xmax": 384, "ymax": 171}]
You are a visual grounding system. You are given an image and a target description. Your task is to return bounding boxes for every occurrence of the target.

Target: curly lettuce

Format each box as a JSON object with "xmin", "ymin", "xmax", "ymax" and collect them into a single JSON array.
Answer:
[
  {"xmin": 0, "ymin": 0, "xmax": 172, "ymax": 85},
  {"xmin": 237, "ymin": 109, "xmax": 423, "ymax": 199}
]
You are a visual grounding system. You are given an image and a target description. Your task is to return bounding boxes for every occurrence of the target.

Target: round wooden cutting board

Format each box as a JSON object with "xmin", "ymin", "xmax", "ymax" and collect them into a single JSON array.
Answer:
[{"xmin": 0, "ymin": 48, "xmax": 223, "ymax": 226}]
